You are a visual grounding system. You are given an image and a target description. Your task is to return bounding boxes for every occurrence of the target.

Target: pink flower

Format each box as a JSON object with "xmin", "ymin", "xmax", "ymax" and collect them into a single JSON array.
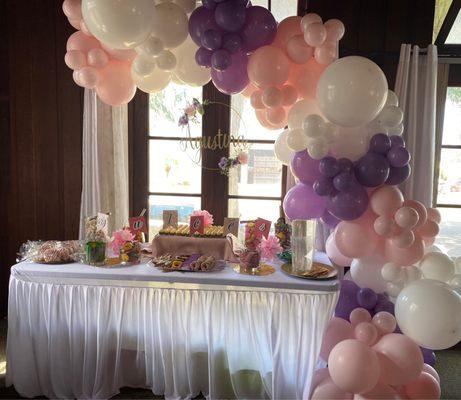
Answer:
[
  {"xmin": 237, "ymin": 152, "xmax": 248, "ymax": 165},
  {"xmin": 258, "ymin": 235, "xmax": 282, "ymax": 261},
  {"xmin": 191, "ymin": 210, "xmax": 214, "ymax": 227},
  {"xmin": 185, "ymin": 106, "xmax": 195, "ymax": 117},
  {"xmin": 108, "ymin": 228, "xmax": 135, "ymax": 253}
]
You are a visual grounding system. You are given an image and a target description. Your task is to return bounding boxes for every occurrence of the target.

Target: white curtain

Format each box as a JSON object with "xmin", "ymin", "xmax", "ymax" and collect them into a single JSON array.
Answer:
[
  {"xmin": 79, "ymin": 89, "xmax": 129, "ymax": 238},
  {"xmin": 394, "ymin": 44, "xmax": 438, "ymax": 206}
]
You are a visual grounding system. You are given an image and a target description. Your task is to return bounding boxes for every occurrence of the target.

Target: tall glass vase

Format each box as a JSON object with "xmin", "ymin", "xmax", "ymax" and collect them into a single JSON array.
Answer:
[{"xmin": 291, "ymin": 219, "xmax": 316, "ymax": 273}]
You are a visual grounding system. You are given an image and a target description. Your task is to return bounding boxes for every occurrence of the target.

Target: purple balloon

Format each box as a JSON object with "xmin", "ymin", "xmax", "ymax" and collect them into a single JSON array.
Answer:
[
  {"xmin": 215, "ymin": 1, "xmax": 246, "ymax": 32},
  {"xmin": 222, "ymin": 33, "xmax": 242, "ymax": 54},
  {"xmin": 201, "ymin": 29, "xmax": 222, "ymax": 50},
  {"xmin": 211, "ymin": 51, "xmax": 249, "ymax": 94},
  {"xmin": 386, "ymin": 164, "xmax": 411, "ymax": 185},
  {"xmin": 373, "ymin": 300, "xmax": 394, "ymax": 315},
  {"xmin": 355, "ymin": 153, "xmax": 390, "ymax": 187},
  {"xmin": 319, "ymin": 156, "xmax": 340, "ymax": 178},
  {"xmin": 387, "ymin": 146, "xmax": 410, "ymax": 167},
  {"xmin": 357, "ymin": 288, "xmax": 378, "ymax": 310},
  {"xmin": 321, "ymin": 210, "xmax": 340, "ymax": 229},
  {"xmin": 202, "ymin": 0, "xmax": 216, "ymax": 9},
  {"xmin": 189, "ymin": 7, "xmax": 220, "ymax": 46},
  {"xmin": 195, "ymin": 47, "xmax": 213, "ymax": 67},
  {"xmin": 390, "ymin": 135, "xmax": 405, "ymax": 148},
  {"xmin": 333, "ymin": 172, "xmax": 356, "ymax": 192},
  {"xmin": 290, "ymin": 151, "xmax": 323, "ymax": 184},
  {"xmin": 421, "ymin": 347, "xmax": 436, "ymax": 367},
  {"xmin": 335, "ymin": 280, "xmax": 360, "ymax": 321},
  {"xmin": 338, "ymin": 157, "xmax": 354, "ymax": 173},
  {"xmin": 326, "ymin": 184, "xmax": 369, "ymax": 220},
  {"xmin": 211, "ymin": 49, "xmax": 231, "ymax": 70},
  {"xmin": 241, "ymin": 6, "xmax": 277, "ymax": 53},
  {"xmin": 370, "ymin": 133, "xmax": 392, "ymax": 154},
  {"xmin": 283, "ymin": 183, "xmax": 326, "ymax": 220},
  {"xmin": 313, "ymin": 178, "xmax": 335, "ymax": 196}
]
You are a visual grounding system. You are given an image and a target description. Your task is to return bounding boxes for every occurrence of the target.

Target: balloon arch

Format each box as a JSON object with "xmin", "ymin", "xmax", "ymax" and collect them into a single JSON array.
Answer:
[{"xmin": 62, "ymin": 0, "xmax": 461, "ymax": 398}]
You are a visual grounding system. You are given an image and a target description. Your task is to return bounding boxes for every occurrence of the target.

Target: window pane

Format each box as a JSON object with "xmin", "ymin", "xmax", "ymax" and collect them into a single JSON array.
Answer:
[
  {"xmin": 442, "ymin": 88, "xmax": 461, "ymax": 145},
  {"xmin": 228, "ymin": 198, "xmax": 281, "ymax": 222},
  {"xmin": 446, "ymin": 9, "xmax": 461, "ymax": 44},
  {"xmin": 148, "ymin": 195, "xmax": 201, "ymax": 238},
  {"xmin": 434, "ymin": 207, "xmax": 461, "ymax": 257},
  {"xmin": 271, "ymin": 0, "xmax": 298, "ymax": 22},
  {"xmin": 229, "ymin": 143, "xmax": 282, "ymax": 197},
  {"xmin": 149, "ymin": 140, "xmax": 202, "ymax": 194},
  {"xmin": 149, "ymin": 82, "xmax": 202, "ymax": 138},
  {"xmin": 436, "ymin": 148, "xmax": 461, "ymax": 206}
]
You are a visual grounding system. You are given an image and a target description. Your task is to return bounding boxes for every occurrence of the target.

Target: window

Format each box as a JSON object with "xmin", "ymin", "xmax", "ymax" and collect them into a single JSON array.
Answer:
[{"xmin": 434, "ymin": 87, "xmax": 461, "ymax": 256}]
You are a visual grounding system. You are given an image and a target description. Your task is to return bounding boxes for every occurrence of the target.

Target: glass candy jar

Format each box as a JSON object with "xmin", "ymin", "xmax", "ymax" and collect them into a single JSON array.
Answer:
[
  {"xmin": 86, "ymin": 241, "xmax": 106, "ymax": 266},
  {"xmin": 119, "ymin": 241, "xmax": 141, "ymax": 265}
]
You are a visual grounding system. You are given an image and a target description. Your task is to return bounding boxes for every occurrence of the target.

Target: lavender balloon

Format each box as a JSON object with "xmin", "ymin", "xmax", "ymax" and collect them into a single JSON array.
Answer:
[
  {"xmin": 195, "ymin": 47, "xmax": 213, "ymax": 67},
  {"xmin": 319, "ymin": 156, "xmax": 340, "ymax": 178},
  {"xmin": 283, "ymin": 183, "xmax": 326, "ymax": 220},
  {"xmin": 321, "ymin": 209, "xmax": 340, "ymax": 229},
  {"xmin": 215, "ymin": 1, "xmax": 246, "ymax": 32},
  {"xmin": 421, "ymin": 348, "xmax": 436, "ymax": 367},
  {"xmin": 333, "ymin": 172, "xmax": 356, "ymax": 192},
  {"xmin": 355, "ymin": 153, "xmax": 390, "ymax": 187},
  {"xmin": 201, "ymin": 29, "xmax": 222, "ymax": 50},
  {"xmin": 240, "ymin": 6, "xmax": 277, "ymax": 53},
  {"xmin": 373, "ymin": 300, "xmax": 395, "ymax": 315},
  {"xmin": 357, "ymin": 288, "xmax": 378, "ymax": 310},
  {"xmin": 386, "ymin": 164, "xmax": 411, "ymax": 185},
  {"xmin": 369, "ymin": 133, "xmax": 392, "ymax": 154},
  {"xmin": 335, "ymin": 280, "xmax": 360, "ymax": 321},
  {"xmin": 390, "ymin": 135, "xmax": 405, "ymax": 148},
  {"xmin": 290, "ymin": 151, "xmax": 323, "ymax": 184},
  {"xmin": 313, "ymin": 178, "xmax": 335, "ymax": 196},
  {"xmin": 211, "ymin": 51, "xmax": 248, "ymax": 94},
  {"xmin": 222, "ymin": 33, "xmax": 242, "ymax": 54},
  {"xmin": 338, "ymin": 157, "xmax": 354, "ymax": 173},
  {"xmin": 326, "ymin": 184, "xmax": 369, "ymax": 221},
  {"xmin": 211, "ymin": 49, "xmax": 231, "ymax": 70},
  {"xmin": 387, "ymin": 146, "xmax": 410, "ymax": 167},
  {"xmin": 189, "ymin": 7, "xmax": 220, "ymax": 46}
]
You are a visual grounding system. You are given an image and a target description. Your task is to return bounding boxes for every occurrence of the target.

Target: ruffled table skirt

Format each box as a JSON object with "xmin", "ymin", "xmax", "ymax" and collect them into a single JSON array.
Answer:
[{"xmin": 7, "ymin": 267, "xmax": 338, "ymax": 399}]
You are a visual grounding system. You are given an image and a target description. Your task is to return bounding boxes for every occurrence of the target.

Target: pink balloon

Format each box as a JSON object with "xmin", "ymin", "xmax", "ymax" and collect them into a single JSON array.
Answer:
[
  {"xmin": 312, "ymin": 377, "xmax": 354, "ymax": 400},
  {"xmin": 326, "ymin": 232, "xmax": 352, "ymax": 267},
  {"xmin": 354, "ymin": 383, "xmax": 403, "ymax": 400},
  {"xmin": 289, "ymin": 58, "xmax": 326, "ymax": 99},
  {"xmin": 250, "ymin": 90, "xmax": 264, "ymax": 109},
  {"xmin": 301, "ymin": 13, "xmax": 323, "ymax": 32},
  {"xmin": 241, "ymin": 83, "xmax": 257, "ymax": 98},
  {"xmin": 373, "ymin": 216, "xmax": 396, "ymax": 237},
  {"xmin": 372, "ymin": 312, "xmax": 396, "ymax": 335},
  {"xmin": 384, "ymin": 236, "xmax": 425, "ymax": 266},
  {"xmin": 324, "ymin": 19, "xmax": 345, "ymax": 42},
  {"xmin": 77, "ymin": 66, "xmax": 100, "ymax": 89},
  {"xmin": 328, "ymin": 339, "xmax": 380, "ymax": 394},
  {"xmin": 62, "ymin": 0, "xmax": 82, "ymax": 20},
  {"xmin": 402, "ymin": 200, "xmax": 427, "ymax": 228},
  {"xmin": 404, "ymin": 372, "xmax": 441, "ymax": 399},
  {"xmin": 265, "ymin": 107, "xmax": 286, "ymax": 126},
  {"xmin": 423, "ymin": 236, "xmax": 436, "ymax": 246},
  {"xmin": 373, "ymin": 333, "xmax": 423, "ymax": 386},
  {"xmin": 422, "ymin": 364, "xmax": 440, "ymax": 384},
  {"xmin": 273, "ymin": 16, "xmax": 302, "ymax": 49},
  {"xmin": 370, "ymin": 186, "xmax": 404, "ymax": 216},
  {"xmin": 350, "ymin": 308, "xmax": 372, "ymax": 327},
  {"xmin": 281, "ymin": 84, "xmax": 298, "ymax": 106},
  {"xmin": 80, "ymin": 20, "xmax": 92, "ymax": 36},
  {"xmin": 72, "ymin": 70, "xmax": 84, "ymax": 87},
  {"xmin": 64, "ymin": 50, "xmax": 86, "ymax": 70},
  {"xmin": 255, "ymin": 109, "xmax": 279, "ymax": 130},
  {"xmin": 394, "ymin": 207, "xmax": 419, "ymax": 229},
  {"xmin": 101, "ymin": 44, "xmax": 137, "ymax": 62},
  {"xmin": 68, "ymin": 17, "xmax": 82, "ymax": 31},
  {"xmin": 354, "ymin": 322, "xmax": 378, "ymax": 346},
  {"xmin": 320, "ymin": 317, "xmax": 354, "ymax": 361},
  {"xmin": 262, "ymin": 86, "xmax": 283, "ymax": 108},
  {"xmin": 416, "ymin": 220, "xmax": 439, "ymax": 238},
  {"xmin": 315, "ymin": 42, "xmax": 337, "ymax": 65},
  {"xmin": 311, "ymin": 368, "xmax": 331, "ymax": 391},
  {"xmin": 96, "ymin": 61, "xmax": 136, "ymax": 106},
  {"xmin": 304, "ymin": 22, "xmax": 327, "ymax": 47},
  {"xmin": 391, "ymin": 230, "xmax": 415, "ymax": 249},
  {"xmin": 87, "ymin": 48, "xmax": 109, "ymax": 69},
  {"xmin": 427, "ymin": 207, "xmax": 441, "ymax": 224},
  {"xmin": 286, "ymin": 35, "xmax": 314, "ymax": 64},
  {"xmin": 66, "ymin": 31, "xmax": 100, "ymax": 54},
  {"xmin": 335, "ymin": 220, "xmax": 378, "ymax": 259},
  {"xmin": 248, "ymin": 45, "xmax": 290, "ymax": 88}
]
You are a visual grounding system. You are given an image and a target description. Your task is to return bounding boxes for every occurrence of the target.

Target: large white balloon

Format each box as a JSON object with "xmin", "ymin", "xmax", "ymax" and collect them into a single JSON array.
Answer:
[
  {"xmin": 350, "ymin": 254, "xmax": 387, "ymax": 293},
  {"xmin": 132, "ymin": 66, "xmax": 171, "ymax": 93},
  {"xmin": 274, "ymin": 129, "xmax": 293, "ymax": 166},
  {"xmin": 82, "ymin": 0, "xmax": 155, "ymax": 49},
  {"xmin": 173, "ymin": 37, "xmax": 211, "ymax": 86},
  {"xmin": 287, "ymin": 99, "xmax": 322, "ymax": 130},
  {"xmin": 419, "ymin": 252, "xmax": 455, "ymax": 282},
  {"xmin": 316, "ymin": 56, "xmax": 388, "ymax": 127},
  {"xmin": 396, "ymin": 279, "xmax": 461, "ymax": 350},
  {"xmin": 329, "ymin": 127, "xmax": 369, "ymax": 161},
  {"xmin": 151, "ymin": 3, "xmax": 189, "ymax": 49}
]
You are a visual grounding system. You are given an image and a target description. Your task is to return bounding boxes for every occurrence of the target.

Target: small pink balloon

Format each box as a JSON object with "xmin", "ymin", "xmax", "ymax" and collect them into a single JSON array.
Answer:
[
  {"xmin": 68, "ymin": 17, "xmax": 82, "ymax": 30},
  {"xmin": 281, "ymin": 84, "xmax": 298, "ymax": 106},
  {"xmin": 395, "ymin": 207, "xmax": 419, "ymax": 229},
  {"xmin": 373, "ymin": 333, "xmax": 423, "ymax": 386},
  {"xmin": 350, "ymin": 308, "xmax": 372, "ymax": 327},
  {"xmin": 62, "ymin": 0, "xmax": 82, "ymax": 20},
  {"xmin": 354, "ymin": 383, "xmax": 403, "ymax": 400},
  {"xmin": 372, "ymin": 311, "xmax": 396, "ymax": 335},
  {"xmin": 391, "ymin": 230, "xmax": 415, "ymax": 249},
  {"xmin": 248, "ymin": 45, "xmax": 290, "ymax": 88},
  {"xmin": 304, "ymin": 22, "xmax": 327, "ymax": 47},
  {"xmin": 262, "ymin": 86, "xmax": 283, "ymax": 108},
  {"xmin": 374, "ymin": 216, "xmax": 395, "ymax": 237},
  {"xmin": 326, "ymin": 232, "xmax": 352, "ymax": 267},
  {"xmin": 250, "ymin": 90, "xmax": 265, "ymax": 109},
  {"xmin": 335, "ymin": 219, "xmax": 378, "ymax": 259},
  {"xmin": 101, "ymin": 44, "xmax": 137, "ymax": 62},
  {"xmin": 384, "ymin": 236, "xmax": 425, "ymax": 266},
  {"xmin": 66, "ymin": 31, "xmax": 100, "ymax": 54},
  {"xmin": 64, "ymin": 50, "xmax": 86, "ymax": 70},
  {"xmin": 320, "ymin": 317, "xmax": 354, "ymax": 361},
  {"xmin": 265, "ymin": 107, "xmax": 286, "ymax": 126},
  {"xmin": 286, "ymin": 35, "xmax": 314, "ymax": 64},
  {"xmin": 77, "ymin": 66, "xmax": 100, "ymax": 89},
  {"xmin": 404, "ymin": 372, "xmax": 441, "ymax": 399},
  {"xmin": 300, "ymin": 13, "xmax": 322, "ymax": 32},
  {"xmin": 72, "ymin": 70, "xmax": 84, "ymax": 87},
  {"xmin": 328, "ymin": 339, "xmax": 380, "ymax": 394},
  {"xmin": 422, "ymin": 364, "xmax": 440, "ymax": 384},
  {"xmin": 416, "ymin": 220, "xmax": 439, "ymax": 238},
  {"xmin": 96, "ymin": 61, "xmax": 136, "ymax": 106},
  {"xmin": 402, "ymin": 200, "xmax": 427, "ymax": 228},
  {"xmin": 87, "ymin": 48, "xmax": 109, "ymax": 69},
  {"xmin": 324, "ymin": 19, "xmax": 345, "ymax": 42},
  {"xmin": 423, "ymin": 236, "xmax": 436, "ymax": 246},
  {"xmin": 314, "ymin": 42, "xmax": 337, "ymax": 65},
  {"xmin": 354, "ymin": 322, "xmax": 379, "ymax": 346},
  {"xmin": 290, "ymin": 58, "xmax": 326, "ymax": 99},
  {"xmin": 273, "ymin": 16, "xmax": 303, "ymax": 49},
  {"xmin": 241, "ymin": 83, "xmax": 257, "ymax": 98},
  {"xmin": 427, "ymin": 207, "xmax": 441, "ymax": 224},
  {"xmin": 312, "ymin": 377, "xmax": 354, "ymax": 400},
  {"xmin": 370, "ymin": 186, "xmax": 404, "ymax": 216},
  {"xmin": 255, "ymin": 109, "xmax": 279, "ymax": 130}
]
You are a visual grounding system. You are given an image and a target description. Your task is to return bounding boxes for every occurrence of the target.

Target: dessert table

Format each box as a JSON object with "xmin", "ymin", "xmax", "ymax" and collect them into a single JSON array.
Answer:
[{"xmin": 7, "ymin": 254, "xmax": 339, "ymax": 400}]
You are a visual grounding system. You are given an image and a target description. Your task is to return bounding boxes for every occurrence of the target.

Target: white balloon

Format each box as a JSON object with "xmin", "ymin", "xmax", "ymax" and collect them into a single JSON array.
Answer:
[
  {"xmin": 287, "ymin": 99, "xmax": 322, "ymax": 130},
  {"xmin": 316, "ymin": 56, "xmax": 388, "ymax": 127},
  {"xmin": 351, "ymin": 254, "xmax": 387, "ymax": 293},
  {"xmin": 386, "ymin": 281, "xmax": 404, "ymax": 298},
  {"xmin": 456, "ymin": 256, "xmax": 461, "ymax": 273},
  {"xmin": 385, "ymin": 90, "xmax": 399, "ymax": 107},
  {"xmin": 151, "ymin": 3, "xmax": 188, "ymax": 49},
  {"xmin": 173, "ymin": 0, "xmax": 196, "ymax": 13},
  {"xmin": 287, "ymin": 129, "xmax": 309, "ymax": 151},
  {"xmin": 82, "ymin": 0, "xmax": 155, "ymax": 49},
  {"xmin": 450, "ymin": 274, "xmax": 461, "ymax": 290},
  {"xmin": 274, "ymin": 129, "xmax": 293, "ymax": 166},
  {"xmin": 425, "ymin": 244, "xmax": 443, "ymax": 253},
  {"xmin": 302, "ymin": 114, "xmax": 326, "ymax": 138},
  {"xmin": 136, "ymin": 36, "xmax": 164, "ymax": 57},
  {"xmin": 173, "ymin": 37, "xmax": 211, "ymax": 86},
  {"xmin": 132, "ymin": 66, "xmax": 171, "ymax": 93},
  {"xmin": 329, "ymin": 126, "xmax": 369, "ymax": 161},
  {"xmin": 381, "ymin": 262, "xmax": 405, "ymax": 283},
  {"xmin": 420, "ymin": 252, "xmax": 455, "ymax": 282},
  {"xmin": 132, "ymin": 54, "xmax": 157, "ymax": 77},
  {"xmin": 307, "ymin": 138, "xmax": 329, "ymax": 159},
  {"xmin": 156, "ymin": 50, "xmax": 177, "ymax": 71},
  {"xmin": 395, "ymin": 279, "xmax": 461, "ymax": 349},
  {"xmin": 405, "ymin": 265, "xmax": 422, "ymax": 283},
  {"xmin": 376, "ymin": 105, "xmax": 404, "ymax": 128}
]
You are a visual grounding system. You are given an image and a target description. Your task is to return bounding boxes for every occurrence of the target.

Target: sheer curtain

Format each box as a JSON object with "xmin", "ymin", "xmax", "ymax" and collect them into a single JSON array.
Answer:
[
  {"xmin": 79, "ymin": 89, "xmax": 129, "ymax": 238},
  {"xmin": 394, "ymin": 44, "xmax": 438, "ymax": 206}
]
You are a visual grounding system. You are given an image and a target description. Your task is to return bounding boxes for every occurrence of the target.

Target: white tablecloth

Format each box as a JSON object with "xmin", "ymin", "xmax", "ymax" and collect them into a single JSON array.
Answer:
[{"xmin": 7, "ymin": 255, "xmax": 339, "ymax": 400}]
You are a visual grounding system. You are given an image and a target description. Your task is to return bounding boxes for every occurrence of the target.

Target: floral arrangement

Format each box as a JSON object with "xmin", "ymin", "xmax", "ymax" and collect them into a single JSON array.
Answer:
[
  {"xmin": 178, "ymin": 98, "xmax": 209, "ymax": 127},
  {"xmin": 85, "ymin": 218, "xmax": 108, "ymax": 243},
  {"xmin": 258, "ymin": 235, "xmax": 283, "ymax": 261},
  {"xmin": 218, "ymin": 152, "xmax": 248, "ymax": 176},
  {"xmin": 108, "ymin": 228, "xmax": 135, "ymax": 254},
  {"xmin": 190, "ymin": 210, "xmax": 214, "ymax": 227}
]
